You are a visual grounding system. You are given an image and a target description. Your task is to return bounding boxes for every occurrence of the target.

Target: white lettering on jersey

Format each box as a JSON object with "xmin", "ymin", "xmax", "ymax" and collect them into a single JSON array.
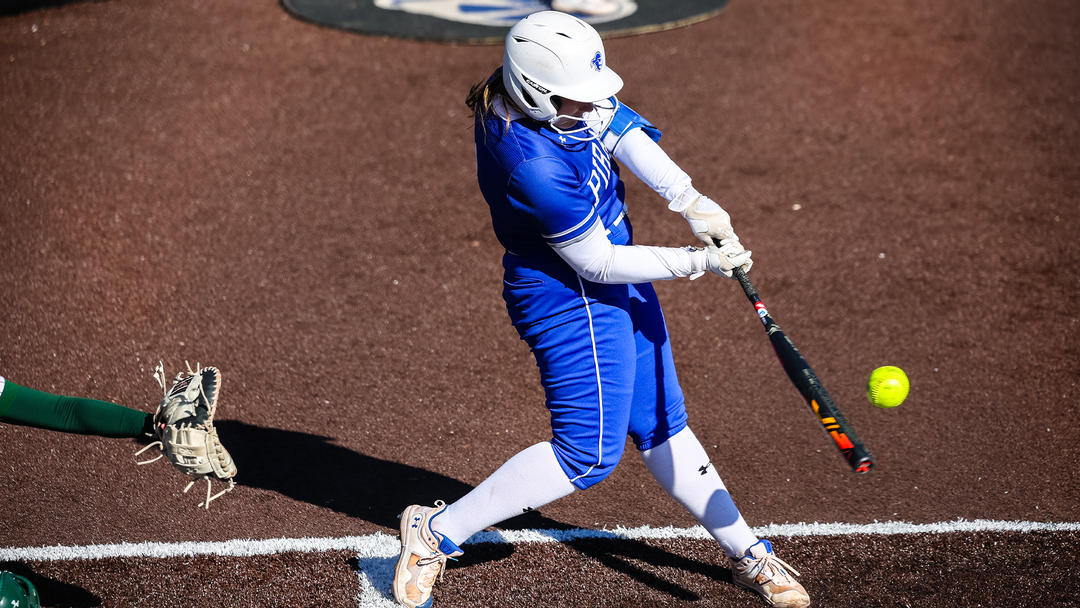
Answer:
[{"xmin": 586, "ymin": 141, "xmax": 612, "ymax": 206}]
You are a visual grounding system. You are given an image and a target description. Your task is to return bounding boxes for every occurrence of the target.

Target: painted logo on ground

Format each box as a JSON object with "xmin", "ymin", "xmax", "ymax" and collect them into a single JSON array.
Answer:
[
  {"xmin": 282, "ymin": 0, "xmax": 729, "ymax": 44},
  {"xmin": 374, "ymin": 0, "xmax": 636, "ymax": 28}
]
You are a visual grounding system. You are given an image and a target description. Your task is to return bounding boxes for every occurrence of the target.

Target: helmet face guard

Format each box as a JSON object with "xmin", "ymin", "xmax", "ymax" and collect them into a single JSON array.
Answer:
[
  {"xmin": 502, "ymin": 11, "xmax": 624, "ymax": 134},
  {"xmin": 549, "ymin": 96, "xmax": 620, "ymax": 142}
]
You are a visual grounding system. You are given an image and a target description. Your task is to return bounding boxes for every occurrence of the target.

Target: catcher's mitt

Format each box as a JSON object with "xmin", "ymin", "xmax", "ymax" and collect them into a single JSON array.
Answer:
[{"xmin": 135, "ymin": 362, "xmax": 237, "ymax": 509}]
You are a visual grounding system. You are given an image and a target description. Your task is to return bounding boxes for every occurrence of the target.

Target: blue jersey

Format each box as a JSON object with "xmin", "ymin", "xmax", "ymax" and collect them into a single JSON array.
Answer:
[{"xmin": 474, "ymin": 104, "xmax": 628, "ymax": 259}]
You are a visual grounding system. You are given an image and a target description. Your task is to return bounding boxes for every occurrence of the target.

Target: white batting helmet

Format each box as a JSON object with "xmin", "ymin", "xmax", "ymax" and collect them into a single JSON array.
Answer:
[{"xmin": 502, "ymin": 11, "xmax": 624, "ymax": 124}]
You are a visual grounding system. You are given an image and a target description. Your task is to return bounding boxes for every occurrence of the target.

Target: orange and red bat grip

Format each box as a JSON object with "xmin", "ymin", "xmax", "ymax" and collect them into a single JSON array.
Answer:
[{"xmin": 733, "ymin": 267, "xmax": 874, "ymax": 474}]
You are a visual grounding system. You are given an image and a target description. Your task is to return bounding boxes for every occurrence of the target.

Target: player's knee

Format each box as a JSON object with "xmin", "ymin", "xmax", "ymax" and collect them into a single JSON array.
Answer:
[
  {"xmin": 570, "ymin": 460, "xmax": 619, "ymax": 489},
  {"xmin": 551, "ymin": 442, "xmax": 625, "ymax": 490}
]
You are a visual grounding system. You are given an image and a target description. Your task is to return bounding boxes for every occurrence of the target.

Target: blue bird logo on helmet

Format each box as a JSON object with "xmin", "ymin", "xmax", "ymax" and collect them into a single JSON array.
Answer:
[{"xmin": 591, "ymin": 51, "xmax": 604, "ymax": 72}]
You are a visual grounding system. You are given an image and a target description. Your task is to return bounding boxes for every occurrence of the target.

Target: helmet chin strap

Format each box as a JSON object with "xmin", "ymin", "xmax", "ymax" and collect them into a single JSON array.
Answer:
[{"xmin": 548, "ymin": 97, "xmax": 619, "ymax": 142}]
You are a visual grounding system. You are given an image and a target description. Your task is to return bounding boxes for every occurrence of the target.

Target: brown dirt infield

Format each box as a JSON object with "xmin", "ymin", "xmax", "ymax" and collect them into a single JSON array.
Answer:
[{"xmin": 1, "ymin": 0, "xmax": 1078, "ymax": 606}]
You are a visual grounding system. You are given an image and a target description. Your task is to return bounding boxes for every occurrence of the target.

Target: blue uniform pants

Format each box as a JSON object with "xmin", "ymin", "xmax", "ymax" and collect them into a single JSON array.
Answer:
[{"xmin": 502, "ymin": 254, "xmax": 688, "ymax": 490}]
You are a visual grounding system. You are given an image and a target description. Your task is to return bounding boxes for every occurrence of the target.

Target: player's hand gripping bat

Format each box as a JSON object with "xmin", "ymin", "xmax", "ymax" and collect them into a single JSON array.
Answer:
[{"xmin": 732, "ymin": 267, "xmax": 874, "ymax": 474}]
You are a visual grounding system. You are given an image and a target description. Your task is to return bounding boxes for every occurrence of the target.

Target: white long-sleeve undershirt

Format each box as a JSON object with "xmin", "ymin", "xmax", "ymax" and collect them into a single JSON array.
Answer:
[
  {"xmin": 547, "ymin": 125, "xmax": 716, "ymax": 284},
  {"xmin": 610, "ymin": 127, "xmax": 694, "ymax": 204},
  {"xmin": 543, "ymin": 125, "xmax": 716, "ymax": 284},
  {"xmin": 551, "ymin": 219, "xmax": 707, "ymax": 284}
]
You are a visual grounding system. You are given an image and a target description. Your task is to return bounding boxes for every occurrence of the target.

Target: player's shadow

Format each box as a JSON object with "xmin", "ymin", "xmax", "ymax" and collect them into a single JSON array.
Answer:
[
  {"xmin": 0, "ymin": 0, "xmax": 103, "ymax": 16},
  {"xmin": 214, "ymin": 421, "xmax": 739, "ymax": 602},
  {"xmin": 212, "ymin": 420, "xmax": 573, "ymax": 532},
  {"xmin": 569, "ymin": 537, "xmax": 735, "ymax": 601},
  {"xmin": 0, "ymin": 562, "xmax": 101, "ymax": 607}
]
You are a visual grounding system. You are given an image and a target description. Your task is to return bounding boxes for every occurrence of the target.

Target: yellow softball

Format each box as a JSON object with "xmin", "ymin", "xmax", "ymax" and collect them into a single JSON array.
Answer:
[{"xmin": 867, "ymin": 366, "xmax": 909, "ymax": 408}]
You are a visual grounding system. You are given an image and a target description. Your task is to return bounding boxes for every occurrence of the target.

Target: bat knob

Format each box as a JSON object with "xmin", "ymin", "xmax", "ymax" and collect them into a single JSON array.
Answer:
[{"xmin": 850, "ymin": 450, "xmax": 874, "ymax": 474}]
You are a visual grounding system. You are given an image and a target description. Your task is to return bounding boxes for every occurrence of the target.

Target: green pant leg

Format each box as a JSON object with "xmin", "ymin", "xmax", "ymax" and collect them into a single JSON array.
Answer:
[{"xmin": 0, "ymin": 380, "xmax": 154, "ymax": 438}]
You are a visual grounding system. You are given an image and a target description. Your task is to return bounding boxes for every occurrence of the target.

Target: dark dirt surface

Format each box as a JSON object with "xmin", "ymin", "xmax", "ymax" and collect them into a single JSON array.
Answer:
[
  {"xmin": 1, "ymin": 0, "xmax": 1078, "ymax": 606},
  {"xmin": 6, "ymin": 533, "xmax": 1080, "ymax": 607}
]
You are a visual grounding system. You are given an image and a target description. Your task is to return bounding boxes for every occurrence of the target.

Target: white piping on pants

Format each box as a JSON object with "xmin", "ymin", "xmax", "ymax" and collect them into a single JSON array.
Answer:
[{"xmin": 568, "ymin": 274, "xmax": 605, "ymax": 485}]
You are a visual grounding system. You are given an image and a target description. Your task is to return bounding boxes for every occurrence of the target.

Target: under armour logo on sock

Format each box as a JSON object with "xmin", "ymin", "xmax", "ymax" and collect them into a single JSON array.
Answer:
[
  {"xmin": 699, "ymin": 462, "xmax": 713, "ymax": 475},
  {"xmin": 522, "ymin": 506, "xmax": 534, "ymax": 514}
]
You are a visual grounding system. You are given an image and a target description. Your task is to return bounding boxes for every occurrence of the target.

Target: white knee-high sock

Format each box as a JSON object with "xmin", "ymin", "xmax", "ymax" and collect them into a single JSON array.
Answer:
[
  {"xmin": 640, "ymin": 426, "xmax": 758, "ymax": 557},
  {"xmin": 432, "ymin": 441, "xmax": 577, "ymax": 546}
]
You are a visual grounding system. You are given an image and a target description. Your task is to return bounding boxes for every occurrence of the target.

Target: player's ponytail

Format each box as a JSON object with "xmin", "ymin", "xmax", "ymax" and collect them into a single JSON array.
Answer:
[{"xmin": 466, "ymin": 68, "xmax": 523, "ymax": 129}]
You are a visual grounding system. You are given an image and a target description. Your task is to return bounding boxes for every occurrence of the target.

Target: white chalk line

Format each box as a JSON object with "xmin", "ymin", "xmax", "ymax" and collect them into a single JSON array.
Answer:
[{"xmin": 3, "ymin": 520, "xmax": 1078, "ymax": 608}]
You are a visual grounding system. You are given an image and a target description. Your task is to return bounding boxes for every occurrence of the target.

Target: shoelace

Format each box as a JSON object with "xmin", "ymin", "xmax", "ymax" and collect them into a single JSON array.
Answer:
[
  {"xmin": 751, "ymin": 554, "xmax": 801, "ymax": 583},
  {"xmin": 415, "ymin": 553, "xmax": 450, "ymax": 589}
]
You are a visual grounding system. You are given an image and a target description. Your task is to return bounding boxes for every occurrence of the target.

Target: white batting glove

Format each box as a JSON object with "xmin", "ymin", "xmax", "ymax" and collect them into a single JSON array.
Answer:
[
  {"xmin": 668, "ymin": 187, "xmax": 737, "ymax": 246},
  {"xmin": 703, "ymin": 239, "xmax": 753, "ymax": 279}
]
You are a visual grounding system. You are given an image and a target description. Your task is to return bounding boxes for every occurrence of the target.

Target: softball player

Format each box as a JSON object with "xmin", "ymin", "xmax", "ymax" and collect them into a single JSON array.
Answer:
[{"xmin": 393, "ymin": 12, "xmax": 810, "ymax": 608}]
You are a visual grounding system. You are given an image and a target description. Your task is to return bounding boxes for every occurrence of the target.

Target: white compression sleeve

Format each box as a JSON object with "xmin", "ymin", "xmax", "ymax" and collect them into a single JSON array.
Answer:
[
  {"xmin": 640, "ymin": 427, "xmax": 759, "ymax": 557},
  {"xmin": 551, "ymin": 220, "xmax": 707, "ymax": 284},
  {"xmin": 612, "ymin": 128, "xmax": 693, "ymax": 203},
  {"xmin": 432, "ymin": 442, "xmax": 577, "ymax": 546}
]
